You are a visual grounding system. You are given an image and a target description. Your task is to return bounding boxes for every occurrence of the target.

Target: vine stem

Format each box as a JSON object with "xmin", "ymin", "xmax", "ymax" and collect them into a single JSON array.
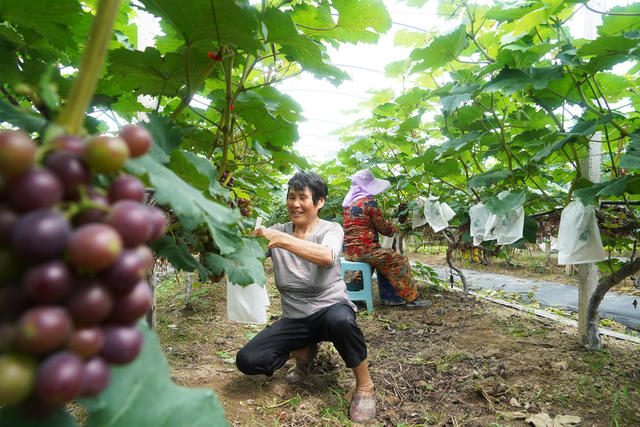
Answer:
[{"xmin": 55, "ymin": 0, "xmax": 122, "ymax": 135}]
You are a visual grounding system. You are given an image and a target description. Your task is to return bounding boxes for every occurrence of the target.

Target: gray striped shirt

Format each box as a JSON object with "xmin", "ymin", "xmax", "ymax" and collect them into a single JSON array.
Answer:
[{"xmin": 268, "ymin": 219, "xmax": 356, "ymax": 318}]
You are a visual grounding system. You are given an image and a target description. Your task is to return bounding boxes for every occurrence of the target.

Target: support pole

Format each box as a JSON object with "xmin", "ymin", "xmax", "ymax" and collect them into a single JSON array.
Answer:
[{"xmin": 577, "ymin": 133, "xmax": 601, "ymax": 345}]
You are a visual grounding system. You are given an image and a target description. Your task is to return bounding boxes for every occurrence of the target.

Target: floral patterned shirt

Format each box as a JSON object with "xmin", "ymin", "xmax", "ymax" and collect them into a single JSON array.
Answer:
[{"xmin": 343, "ymin": 197, "xmax": 396, "ymax": 257}]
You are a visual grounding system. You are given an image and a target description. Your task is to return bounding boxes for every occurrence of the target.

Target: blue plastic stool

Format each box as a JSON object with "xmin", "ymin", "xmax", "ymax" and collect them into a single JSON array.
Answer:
[{"xmin": 340, "ymin": 257, "xmax": 374, "ymax": 313}]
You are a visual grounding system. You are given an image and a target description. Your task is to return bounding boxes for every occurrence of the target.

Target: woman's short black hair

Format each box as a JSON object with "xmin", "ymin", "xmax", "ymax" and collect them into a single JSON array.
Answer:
[{"xmin": 287, "ymin": 171, "xmax": 328, "ymax": 205}]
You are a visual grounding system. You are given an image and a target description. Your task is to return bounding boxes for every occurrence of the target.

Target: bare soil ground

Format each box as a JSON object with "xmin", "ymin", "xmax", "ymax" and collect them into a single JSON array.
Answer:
[{"xmin": 155, "ymin": 253, "xmax": 640, "ymax": 426}]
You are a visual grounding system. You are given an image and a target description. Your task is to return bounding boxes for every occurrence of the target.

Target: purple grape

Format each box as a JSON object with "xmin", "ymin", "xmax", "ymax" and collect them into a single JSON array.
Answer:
[
  {"xmin": 80, "ymin": 356, "xmax": 110, "ymax": 397},
  {"xmin": 100, "ymin": 325, "xmax": 143, "ymax": 365},
  {"xmin": 0, "ymin": 204, "xmax": 18, "ymax": 243},
  {"xmin": 16, "ymin": 306, "xmax": 72, "ymax": 355},
  {"xmin": 66, "ymin": 281, "xmax": 113, "ymax": 326},
  {"xmin": 44, "ymin": 151, "xmax": 90, "ymax": 198},
  {"xmin": 49, "ymin": 134, "xmax": 85, "ymax": 156},
  {"xmin": 67, "ymin": 327, "xmax": 105, "ymax": 358},
  {"xmin": 106, "ymin": 200, "xmax": 152, "ymax": 247},
  {"xmin": 35, "ymin": 351, "xmax": 84, "ymax": 404},
  {"xmin": 109, "ymin": 280, "xmax": 152, "ymax": 324},
  {"xmin": 100, "ymin": 249, "xmax": 145, "ymax": 294},
  {"xmin": 134, "ymin": 244, "xmax": 154, "ymax": 273},
  {"xmin": 67, "ymin": 223, "xmax": 123, "ymax": 272},
  {"xmin": 146, "ymin": 205, "xmax": 168, "ymax": 242},
  {"xmin": 7, "ymin": 168, "xmax": 63, "ymax": 211},
  {"xmin": 0, "ymin": 130, "xmax": 36, "ymax": 177},
  {"xmin": 73, "ymin": 187, "xmax": 109, "ymax": 225},
  {"xmin": 23, "ymin": 260, "xmax": 73, "ymax": 303},
  {"xmin": 11, "ymin": 209, "xmax": 71, "ymax": 261},
  {"xmin": 108, "ymin": 174, "xmax": 145, "ymax": 203}
]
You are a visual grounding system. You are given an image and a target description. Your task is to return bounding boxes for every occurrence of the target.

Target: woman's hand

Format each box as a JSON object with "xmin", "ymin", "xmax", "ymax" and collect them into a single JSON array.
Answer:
[{"xmin": 250, "ymin": 227, "xmax": 290, "ymax": 249}]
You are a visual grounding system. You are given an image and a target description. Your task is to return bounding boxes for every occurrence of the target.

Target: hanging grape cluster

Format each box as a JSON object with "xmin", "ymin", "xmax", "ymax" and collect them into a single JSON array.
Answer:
[
  {"xmin": 0, "ymin": 125, "xmax": 167, "ymax": 413},
  {"xmin": 218, "ymin": 169, "xmax": 252, "ymax": 217},
  {"xmin": 397, "ymin": 202, "xmax": 409, "ymax": 224}
]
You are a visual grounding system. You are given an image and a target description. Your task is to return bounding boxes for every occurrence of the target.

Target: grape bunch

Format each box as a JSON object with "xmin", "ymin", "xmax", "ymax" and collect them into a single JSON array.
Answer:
[
  {"xmin": 219, "ymin": 170, "xmax": 234, "ymax": 188},
  {"xmin": 397, "ymin": 202, "xmax": 409, "ymax": 224},
  {"xmin": 0, "ymin": 125, "xmax": 167, "ymax": 414},
  {"xmin": 237, "ymin": 198, "xmax": 252, "ymax": 217}
]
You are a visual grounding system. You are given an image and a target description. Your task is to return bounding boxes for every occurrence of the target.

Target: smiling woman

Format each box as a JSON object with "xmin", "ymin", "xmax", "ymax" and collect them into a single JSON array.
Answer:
[{"xmin": 238, "ymin": 171, "xmax": 377, "ymax": 422}]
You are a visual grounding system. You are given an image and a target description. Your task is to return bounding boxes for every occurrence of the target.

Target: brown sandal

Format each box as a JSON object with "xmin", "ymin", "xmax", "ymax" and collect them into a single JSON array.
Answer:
[{"xmin": 349, "ymin": 387, "xmax": 376, "ymax": 422}]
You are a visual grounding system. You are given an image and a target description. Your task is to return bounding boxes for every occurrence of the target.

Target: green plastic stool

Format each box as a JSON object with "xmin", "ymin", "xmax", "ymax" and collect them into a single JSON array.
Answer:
[{"xmin": 340, "ymin": 257, "xmax": 374, "ymax": 313}]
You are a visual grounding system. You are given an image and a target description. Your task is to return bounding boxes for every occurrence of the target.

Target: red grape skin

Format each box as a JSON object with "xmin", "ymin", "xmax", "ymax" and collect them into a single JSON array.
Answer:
[
  {"xmin": 73, "ymin": 187, "xmax": 109, "ymax": 225},
  {"xmin": 7, "ymin": 168, "xmax": 64, "ymax": 212},
  {"xmin": 146, "ymin": 205, "xmax": 168, "ymax": 241},
  {"xmin": 65, "ymin": 282, "xmax": 113, "ymax": 326},
  {"xmin": 84, "ymin": 136, "xmax": 129, "ymax": 173},
  {"xmin": 67, "ymin": 327, "xmax": 105, "ymax": 358},
  {"xmin": 44, "ymin": 151, "xmax": 91, "ymax": 198},
  {"xmin": 109, "ymin": 280, "xmax": 152, "ymax": 324},
  {"xmin": 0, "ymin": 130, "xmax": 36, "ymax": 177},
  {"xmin": 100, "ymin": 326, "xmax": 143, "ymax": 365},
  {"xmin": 108, "ymin": 174, "xmax": 146, "ymax": 203},
  {"xmin": 35, "ymin": 351, "xmax": 84, "ymax": 404},
  {"xmin": 67, "ymin": 223, "xmax": 123, "ymax": 272},
  {"xmin": 12, "ymin": 209, "xmax": 71, "ymax": 261},
  {"xmin": 106, "ymin": 200, "xmax": 152, "ymax": 247},
  {"xmin": 134, "ymin": 245, "xmax": 154, "ymax": 273},
  {"xmin": 16, "ymin": 306, "xmax": 72, "ymax": 355},
  {"xmin": 79, "ymin": 356, "xmax": 110, "ymax": 397},
  {"xmin": 49, "ymin": 134, "xmax": 85, "ymax": 156},
  {"xmin": 118, "ymin": 125, "xmax": 152, "ymax": 158},
  {"xmin": 100, "ymin": 249, "xmax": 146, "ymax": 294},
  {"xmin": 23, "ymin": 260, "xmax": 73, "ymax": 303}
]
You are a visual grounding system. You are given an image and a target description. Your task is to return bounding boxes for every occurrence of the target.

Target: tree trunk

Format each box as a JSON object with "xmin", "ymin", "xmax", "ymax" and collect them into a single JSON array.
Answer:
[
  {"xmin": 446, "ymin": 247, "xmax": 468, "ymax": 294},
  {"xmin": 585, "ymin": 258, "xmax": 640, "ymax": 349},
  {"xmin": 183, "ymin": 273, "xmax": 193, "ymax": 310}
]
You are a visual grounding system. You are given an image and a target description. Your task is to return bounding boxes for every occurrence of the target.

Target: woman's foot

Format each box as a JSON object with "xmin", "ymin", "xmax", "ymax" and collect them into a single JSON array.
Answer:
[
  {"xmin": 405, "ymin": 299, "xmax": 432, "ymax": 309},
  {"xmin": 350, "ymin": 386, "xmax": 376, "ymax": 422},
  {"xmin": 286, "ymin": 343, "xmax": 319, "ymax": 384}
]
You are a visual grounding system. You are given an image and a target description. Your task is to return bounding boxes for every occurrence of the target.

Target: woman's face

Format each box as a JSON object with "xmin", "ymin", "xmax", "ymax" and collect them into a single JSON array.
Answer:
[{"xmin": 287, "ymin": 187, "xmax": 324, "ymax": 227}]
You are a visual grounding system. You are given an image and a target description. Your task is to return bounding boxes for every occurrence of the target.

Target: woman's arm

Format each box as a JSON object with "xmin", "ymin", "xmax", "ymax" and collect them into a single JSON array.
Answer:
[
  {"xmin": 251, "ymin": 227, "xmax": 333, "ymax": 267},
  {"xmin": 367, "ymin": 200, "xmax": 396, "ymax": 237}
]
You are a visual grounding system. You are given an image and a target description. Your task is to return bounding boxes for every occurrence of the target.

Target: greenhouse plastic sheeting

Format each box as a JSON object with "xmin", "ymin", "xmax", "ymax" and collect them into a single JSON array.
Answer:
[{"xmin": 557, "ymin": 200, "xmax": 606, "ymax": 265}]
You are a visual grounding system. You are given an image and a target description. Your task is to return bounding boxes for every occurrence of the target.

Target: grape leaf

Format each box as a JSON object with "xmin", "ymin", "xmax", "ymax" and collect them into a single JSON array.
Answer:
[
  {"xmin": 619, "ymin": 134, "xmax": 640, "ymax": 170},
  {"xmin": 468, "ymin": 170, "xmax": 513, "ymax": 188},
  {"xmin": 125, "ymin": 155, "xmax": 241, "ymax": 256},
  {"xmin": 202, "ymin": 238, "xmax": 266, "ymax": 286},
  {"xmin": 410, "ymin": 25, "xmax": 468, "ymax": 73},
  {"xmin": 80, "ymin": 322, "xmax": 227, "ymax": 426},
  {"xmin": 485, "ymin": 191, "xmax": 526, "ymax": 215},
  {"xmin": 575, "ymin": 176, "xmax": 629, "ymax": 206},
  {"xmin": 262, "ymin": 7, "xmax": 348, "ymax": 84},
  {"xmin": 140, "ymin": 0, "xmax": 262, "ymax": 54},
  {"xmin": 0, "ymin": 100, "xmax": 47, "ymax": 133},
  {"xmin": 151, "ymin": 235, "xmax": 211, "ymax": 280}
]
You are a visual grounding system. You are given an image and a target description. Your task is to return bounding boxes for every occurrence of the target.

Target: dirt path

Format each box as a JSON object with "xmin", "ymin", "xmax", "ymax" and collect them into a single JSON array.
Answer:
[{"xmin": 156, "ymin": 261, "xmax": 640, "ymax": 426}]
